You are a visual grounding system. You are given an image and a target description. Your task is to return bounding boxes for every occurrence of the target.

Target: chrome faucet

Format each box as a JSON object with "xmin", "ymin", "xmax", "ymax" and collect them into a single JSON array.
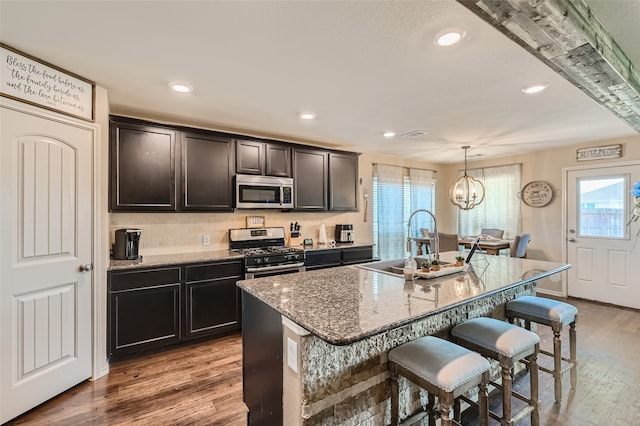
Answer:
[{"xmin": 407, "ymin": 209, "xmax": 439, "ymax": 260}]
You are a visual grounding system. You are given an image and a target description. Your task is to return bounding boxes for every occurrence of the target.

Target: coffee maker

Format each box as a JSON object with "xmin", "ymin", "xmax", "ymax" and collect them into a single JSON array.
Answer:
[
  {"xmin": 112, "ymin": 228, "xmax": 142, "ymax": 260},
  {"xmin": 335, "ymin": 224, "xmax": 355, "ymax": 243}
]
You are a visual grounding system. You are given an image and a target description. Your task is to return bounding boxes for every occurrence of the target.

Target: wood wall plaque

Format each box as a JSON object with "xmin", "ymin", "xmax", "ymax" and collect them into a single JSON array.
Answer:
[
  {"xmin": 576, "ymin": 144, "xmax": 622, "ymax": 161},
  {"xmin": 1, "ymin": 43, "xmax": 94, "ymax": 121}
]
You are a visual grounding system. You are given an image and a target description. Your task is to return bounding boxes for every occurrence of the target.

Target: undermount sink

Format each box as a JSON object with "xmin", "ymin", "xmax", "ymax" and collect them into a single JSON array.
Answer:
[{"xmin": 356, "ymin": 257, "xmax": 449, "ymax": 277}]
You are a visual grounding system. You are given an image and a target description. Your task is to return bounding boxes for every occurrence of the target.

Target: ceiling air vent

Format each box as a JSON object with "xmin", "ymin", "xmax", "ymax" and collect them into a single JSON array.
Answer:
[{"xmin": 400, "ymin": 130, "xmax": 427, "ymax": 138}]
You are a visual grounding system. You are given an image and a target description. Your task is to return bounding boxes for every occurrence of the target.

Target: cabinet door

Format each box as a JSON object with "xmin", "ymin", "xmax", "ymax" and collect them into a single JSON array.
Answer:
[
  {"xmin": 329, "ymin": 152, "xmax": 359, "ymax": 211},
  {"xmin": 110, "ymin": 120, "xmax": 176, "ymax": 211},
  {"xmin": 265, "ymin": 143, "xmax": 291, "ymax": 177},
  {"xmin": 236, "ymin": 140, "xmax": 264, "ymax": 175},
  {"xmin": 109, "ymin": 283, "xmax": 181, "ymax": 358},
  {"xmin": 293, "ymin": 148, "xmax": 328, "ymax": 210},
  {"xmin": 181, "ymin": 132, "xmax": 234, "ymax": 211},
  {"xmin": 108, "ymin": 267, "xmax": 181, "ymax": 359},
  {"xmin": 184, "ymin": 261, "xmax": 243, "ymax": 339}
]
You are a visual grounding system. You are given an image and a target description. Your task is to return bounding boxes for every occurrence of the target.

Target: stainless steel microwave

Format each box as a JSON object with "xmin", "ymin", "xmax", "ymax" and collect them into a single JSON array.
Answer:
[{"xmin": 235, "ymin": 174, "xmax": 294, "ymax": 209}]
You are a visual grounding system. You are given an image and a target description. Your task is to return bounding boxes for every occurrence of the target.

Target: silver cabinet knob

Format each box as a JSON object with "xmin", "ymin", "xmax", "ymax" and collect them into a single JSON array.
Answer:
[
  {"xmin": 568, "ymin": 238, "xmax": 576, "ymax": 243},
  {"xmin": 79, "ymin": 263, "xmax": 94, "ymax": 272}
]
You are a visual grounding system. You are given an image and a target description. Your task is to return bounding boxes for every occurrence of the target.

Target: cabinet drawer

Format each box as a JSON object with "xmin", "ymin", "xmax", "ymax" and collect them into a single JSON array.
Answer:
[
  {"xmin": 109, "ymin": 267, "xmax": 181, "ymax": 291},
  {"xmin": 185, "ymin": 261, "xmax": 243, "ymax": 282},
  {"xmin": 305, "ymin": 250, "xmax": 341, "ymax": 268},
  {"xmin": 342, "ymin": 247, "xmax": 373, "ymax": 264}
]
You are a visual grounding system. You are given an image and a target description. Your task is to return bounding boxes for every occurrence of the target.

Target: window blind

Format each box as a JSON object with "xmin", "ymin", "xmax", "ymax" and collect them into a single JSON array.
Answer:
[
  {"xmin": 457, "ymin": 163, "xmax": 522, "ymax": 239},
  {"xmin": 373, "ymin": 164, "xmax": 435, "ymax": 260}
]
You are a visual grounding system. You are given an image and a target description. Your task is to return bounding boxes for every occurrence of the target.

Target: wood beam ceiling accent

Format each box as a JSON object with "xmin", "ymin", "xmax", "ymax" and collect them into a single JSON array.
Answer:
[{"xmin": 458, "ymin": 0, "xmax": 640, "ymax": 132}]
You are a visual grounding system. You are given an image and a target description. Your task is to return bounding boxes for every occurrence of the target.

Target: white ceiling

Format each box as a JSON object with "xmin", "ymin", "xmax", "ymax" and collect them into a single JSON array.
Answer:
[{"xmin": 1, "ymin": 0, "xmax": 638, "ymax": 163}]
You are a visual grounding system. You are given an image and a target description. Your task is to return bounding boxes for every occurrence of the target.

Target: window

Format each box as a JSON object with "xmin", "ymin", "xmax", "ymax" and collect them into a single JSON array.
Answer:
[
  {"xmin": 578, "ymin": 176, "xmax": 625, "ymax": 238},
  {"xmin": 373, "ymin": 164, "xmax": 436, "ymax": 260},
  {"xmin": 457, "ymin": 164, "xmax": 522, "ymax": 239}
]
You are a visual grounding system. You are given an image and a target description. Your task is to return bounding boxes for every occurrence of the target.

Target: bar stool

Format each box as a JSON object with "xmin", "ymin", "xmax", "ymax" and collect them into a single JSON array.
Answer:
[
  {"xmin": 452, "ymin": 317, "xmax": 540, "ymax": 426},
  {"xmin": 388, "ymin": 336, "xmax": 490, "ymax": 426},
  {"xmin": 506, "ymin": 296, "xmax": 578, "ymax": 403}
]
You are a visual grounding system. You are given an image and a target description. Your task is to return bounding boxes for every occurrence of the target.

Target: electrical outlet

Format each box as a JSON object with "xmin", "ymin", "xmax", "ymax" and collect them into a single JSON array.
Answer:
[{"xmin": 202, "ymin": 234, "xmax": 211, "ymax": 246}]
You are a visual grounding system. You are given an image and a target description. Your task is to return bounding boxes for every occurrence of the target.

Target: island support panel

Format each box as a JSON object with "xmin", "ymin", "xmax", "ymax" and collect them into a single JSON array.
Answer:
[{"xmin": 283, "ymin": 282, "xmax": 535, "ymax": 425}]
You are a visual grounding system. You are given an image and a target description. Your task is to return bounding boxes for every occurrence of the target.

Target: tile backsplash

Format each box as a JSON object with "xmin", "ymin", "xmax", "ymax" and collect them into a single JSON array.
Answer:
[{"xmin": 110, "ymin": 211, "xmax": 367, "ymax": 255}]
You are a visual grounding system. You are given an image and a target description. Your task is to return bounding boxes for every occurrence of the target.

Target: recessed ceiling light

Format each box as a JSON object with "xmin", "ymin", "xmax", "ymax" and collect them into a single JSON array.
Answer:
[
  {"xmin": 170, "ymin": 82, "xmax": 192, "ymax": 93},
  {"xmin": 521, "ymin": 83, "xmax": 548, "ymax": 94},
  {"xmin": 300, "ymin": 112, "xmax": 316, "ymax": 120},
  {"xmin": 434, "ymin": 28, "xmax": 466, "ymax": 47},
  {"xmin": 383, "ymin": 131, "xmax": 396, "ymax": 138}
]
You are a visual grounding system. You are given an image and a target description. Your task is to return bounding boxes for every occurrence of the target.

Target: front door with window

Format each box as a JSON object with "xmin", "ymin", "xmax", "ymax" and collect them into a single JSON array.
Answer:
[
  {"xmin": 566, "ymin": 162, "xmax": 640, "ymax": 309},
  {"xmin": 0, "ymin": 104, "xmax": 94, "ymax": 422}
]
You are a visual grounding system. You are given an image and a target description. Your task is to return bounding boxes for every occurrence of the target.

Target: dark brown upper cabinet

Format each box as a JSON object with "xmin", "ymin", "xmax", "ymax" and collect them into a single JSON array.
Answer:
[
  {"xmin": 181, "ymin": 132, "xmax": 234, "ymax": 211},
  {"xmin": 236, "ymin": 140, "xmax": 291, "ymax": 177},
  {"xmin": 110, "ymin": 120, "xmax": 177, "ymax": 211},
  {"xmin": 328, "ymin": 152, "xmax": 359, "ymax": 211},
  {"xmin": 293, "ymin": 147, "xmax": 328, "ymax": 210}
]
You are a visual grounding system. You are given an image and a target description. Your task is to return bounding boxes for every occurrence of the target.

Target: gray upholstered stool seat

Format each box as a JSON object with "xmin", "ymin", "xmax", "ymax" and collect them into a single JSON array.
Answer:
[
  {"xmin": 506, "ymin": 296, "xmax": 578, "ymax": 403},
  {"xmin": 388, "ymin": 336, "xmax": 490, "ymax": 426},
  {"xmin": 452, "ymin": 317, "xmax": 540, "ymax": 426}
]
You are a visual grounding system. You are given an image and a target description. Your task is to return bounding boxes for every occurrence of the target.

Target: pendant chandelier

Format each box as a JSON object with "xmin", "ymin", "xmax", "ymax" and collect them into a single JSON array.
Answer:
[{"xmin": 449, "ymin": 146, "xmax": 485, "ymax": 210}]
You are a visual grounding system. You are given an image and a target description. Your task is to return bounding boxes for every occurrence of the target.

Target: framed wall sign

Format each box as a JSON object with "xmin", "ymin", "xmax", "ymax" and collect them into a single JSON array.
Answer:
[
  {"xmin": 519, "ymin": 180, "xmax": 554, "ymax": 207},
  {"xmin": 246, "ymin": 216, "xmax": 265, "ymax": 228},
  {"xmin": 576, "ymin": 144, "xmax": 622, "ymax": 161},
  {"xmin": 1, "ymin": 43, "xmax": 95, "ymax": 121}
]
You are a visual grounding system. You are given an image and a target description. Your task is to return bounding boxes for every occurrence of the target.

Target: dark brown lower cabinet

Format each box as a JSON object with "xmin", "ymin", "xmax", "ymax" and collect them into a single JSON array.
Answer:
[
  {"xmin": 304, "ymin": 245, "xmax": 374, "ymax": 271},
  {"xmin": 184, "ymin": 261, "xmax": 243, "ymax": 339},
  {"xmin": 108, "ymin": 260, "xmax": 242, "ymax": 360}
]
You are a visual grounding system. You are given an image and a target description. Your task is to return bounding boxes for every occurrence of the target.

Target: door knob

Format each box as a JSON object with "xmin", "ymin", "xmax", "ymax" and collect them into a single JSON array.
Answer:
[
  {"xmin": 568, "ymin": 238, "xmax": 576, "ymax": 243},
  {"xmin": 79, "ymin": 263, "xmax": 93, "ymax": 272}
]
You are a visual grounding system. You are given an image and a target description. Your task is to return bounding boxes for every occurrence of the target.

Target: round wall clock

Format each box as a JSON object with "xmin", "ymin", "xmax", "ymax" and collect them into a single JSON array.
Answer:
[{"xmin": 519, "ymin": 180, "xmax": 554, "ymax": 207}]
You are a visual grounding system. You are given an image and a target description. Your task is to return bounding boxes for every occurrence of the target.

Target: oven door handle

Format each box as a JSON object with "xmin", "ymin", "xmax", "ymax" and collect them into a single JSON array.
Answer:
[{"xmin": 245, "ymin": 262, "xmax": 305, "ymax": 273}]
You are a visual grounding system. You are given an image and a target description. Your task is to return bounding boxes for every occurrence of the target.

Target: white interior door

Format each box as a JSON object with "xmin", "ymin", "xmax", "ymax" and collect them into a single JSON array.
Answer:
[
  {"xmin": 566, "ymin": 162, "xmax": 640, "ymax": 309},
  {"xmin": 0, "ymin": 105, "xmax": 93, "ymax": 423}
]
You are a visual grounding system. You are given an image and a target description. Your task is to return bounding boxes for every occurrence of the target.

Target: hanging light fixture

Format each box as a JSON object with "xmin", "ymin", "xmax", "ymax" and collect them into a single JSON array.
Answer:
[{"xmin": 449, "ymin": 146, "xmax": 485, "ymax": 210}]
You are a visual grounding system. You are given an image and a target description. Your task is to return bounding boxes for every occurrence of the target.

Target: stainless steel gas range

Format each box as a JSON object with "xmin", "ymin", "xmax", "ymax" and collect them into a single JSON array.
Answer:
[{"xmin": 229, "ymin": 227, "xmax": 305, "ymax": 279}]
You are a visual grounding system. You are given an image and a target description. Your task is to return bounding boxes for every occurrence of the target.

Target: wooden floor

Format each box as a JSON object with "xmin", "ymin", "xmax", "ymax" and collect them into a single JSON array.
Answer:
[{"xmin": 6, "ymin": 297, "xmax": 640, "ymax": 426}]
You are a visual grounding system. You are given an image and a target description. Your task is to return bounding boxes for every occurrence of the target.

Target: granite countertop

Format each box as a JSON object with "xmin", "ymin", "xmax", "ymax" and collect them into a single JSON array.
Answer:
[
  {"xmin": 108, "ymin": 242, "xmax": 375, "ymax": 271},
  {"xmin": 108, "ymin": 249, "xmax": 243, "ymax": 270},
  {"xmin": 236, "ymin": 253, "xmax": 570, "ymax": 346}
]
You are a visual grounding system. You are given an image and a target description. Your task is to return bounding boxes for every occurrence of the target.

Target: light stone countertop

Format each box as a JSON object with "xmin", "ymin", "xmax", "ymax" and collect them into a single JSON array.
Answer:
[
  {"xmin": 108, "ymin": 249, "xmax": 243, "ymax": 270},
  {"xmin": 108, "ymin": 242, "xmax": 375, "ymax": 271},
  {"xmin": 236, "ymin": 253, "xmax": 570, "ymax": 345}
]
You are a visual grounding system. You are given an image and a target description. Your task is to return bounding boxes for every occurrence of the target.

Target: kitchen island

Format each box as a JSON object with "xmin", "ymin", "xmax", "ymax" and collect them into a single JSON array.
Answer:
[{"xmin": 237, "ymin": 253, "xmax": 570, "ymax": 425}]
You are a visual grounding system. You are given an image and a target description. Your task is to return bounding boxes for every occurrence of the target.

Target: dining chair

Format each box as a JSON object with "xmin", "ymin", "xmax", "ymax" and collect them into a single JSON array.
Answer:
[
  {"xmin": 438, "ymin": 233, "xmax": 459, "ymax": 252},
  {"xmin": 510, "ymin": 234, "xmax": 531, "ymax": 258},
  {"xmin": 480, "ymin": 228, "xmax": 504, "ymax": 239}
]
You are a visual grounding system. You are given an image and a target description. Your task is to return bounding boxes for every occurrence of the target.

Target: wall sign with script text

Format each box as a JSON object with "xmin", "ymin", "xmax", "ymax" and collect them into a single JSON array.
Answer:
[
  {"xmin": 576, "ymin": 144, "xmax": 622, "ymax": 161},
  {"xmin": 1, "ymin": 43, "xmax": 94, "ymax": 121}
]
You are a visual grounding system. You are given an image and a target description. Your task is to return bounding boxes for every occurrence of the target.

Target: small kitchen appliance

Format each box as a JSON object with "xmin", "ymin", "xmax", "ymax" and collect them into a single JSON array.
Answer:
[
  {"xmin": 112, "ymin": 228, "xmax": 142, "ymax": 260},
  {"xmin": 235, "ymin": 174, "xmax": 294, "ymax": 209},
  {"xmin": 229, "ymin": 227, "xmax": 305, "ymax": 279},
  {"xmin": 335, "ymin": 224, "xmax": 355, "ymax": 243}
]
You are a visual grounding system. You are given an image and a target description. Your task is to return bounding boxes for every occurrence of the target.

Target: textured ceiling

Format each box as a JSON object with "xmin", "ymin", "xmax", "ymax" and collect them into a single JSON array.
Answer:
[{"xmin": 1, "ymin": 0, "xmax": 638, "ymax": 163}]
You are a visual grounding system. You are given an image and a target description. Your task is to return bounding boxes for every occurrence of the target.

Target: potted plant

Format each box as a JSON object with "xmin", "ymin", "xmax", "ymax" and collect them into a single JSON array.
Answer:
[
  {"xmin": 421, "ymin": 261, "xmax": 431, "ymax": 272},
  {"xmin": 455, "ymin": 256, "xmax": 465, "ymax": 267},
  {"xmin": 430, "ymin": 259, "xmax": 441, "ymax": 271}
]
